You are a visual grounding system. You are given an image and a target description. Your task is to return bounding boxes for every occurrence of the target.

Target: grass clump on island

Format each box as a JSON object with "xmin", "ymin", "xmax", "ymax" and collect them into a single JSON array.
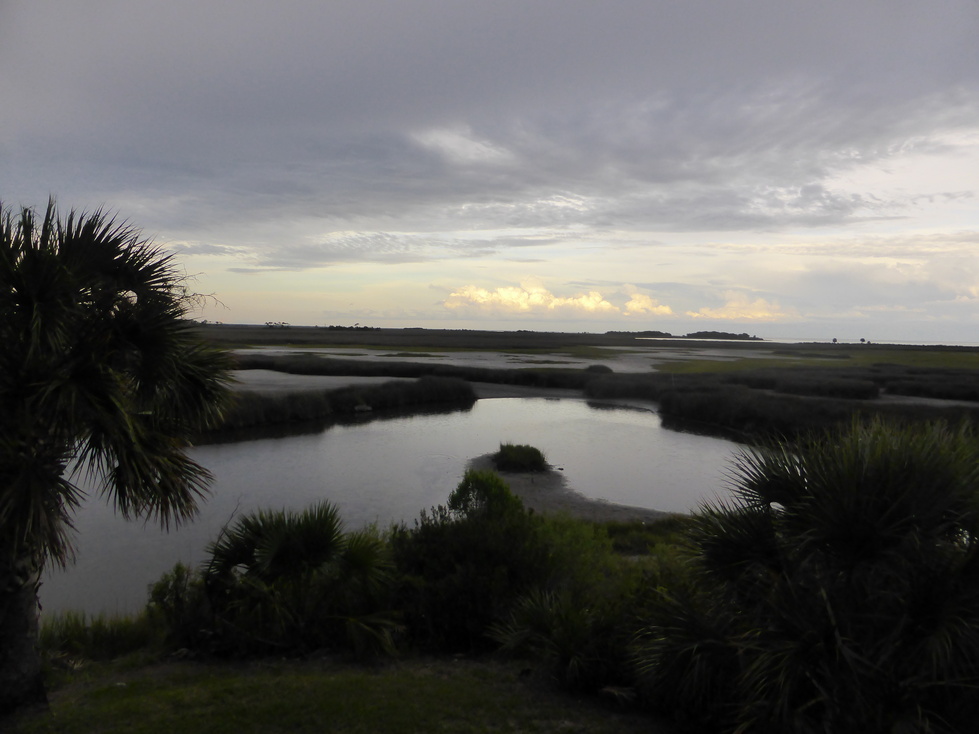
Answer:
[{"xmin": 492, "ymin": 442, "xmax": 548, "ymax": 472}]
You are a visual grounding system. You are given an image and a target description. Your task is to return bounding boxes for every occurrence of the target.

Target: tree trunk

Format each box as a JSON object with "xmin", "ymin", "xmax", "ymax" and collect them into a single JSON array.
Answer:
[{"xmin": 0, "ymin": 559, "xmax": 48, "ymax": 719}]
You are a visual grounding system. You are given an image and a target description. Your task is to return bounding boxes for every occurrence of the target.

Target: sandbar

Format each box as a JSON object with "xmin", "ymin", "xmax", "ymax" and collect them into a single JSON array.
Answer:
[{"xmin": 467, "ymin": 453, "xmax": 674, "ymax": 524}]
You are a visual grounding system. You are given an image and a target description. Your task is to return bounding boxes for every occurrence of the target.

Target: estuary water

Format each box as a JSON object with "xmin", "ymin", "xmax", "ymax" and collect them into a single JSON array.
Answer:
[{"xmin": 41, "ymin": 397, "xmax": 742, "ymax": 615}]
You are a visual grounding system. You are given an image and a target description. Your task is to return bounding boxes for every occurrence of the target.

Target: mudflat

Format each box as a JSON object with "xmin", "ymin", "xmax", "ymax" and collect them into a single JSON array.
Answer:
[{"xmin": 467, "ymin": 453, "xmax": 673, "ymax": 523}]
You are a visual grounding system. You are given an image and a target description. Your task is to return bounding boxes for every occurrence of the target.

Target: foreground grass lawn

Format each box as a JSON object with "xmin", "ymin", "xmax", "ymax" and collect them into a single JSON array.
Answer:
[{"xmin": 15, "ymin": 657, "xmax": 674, "ymax": 734}]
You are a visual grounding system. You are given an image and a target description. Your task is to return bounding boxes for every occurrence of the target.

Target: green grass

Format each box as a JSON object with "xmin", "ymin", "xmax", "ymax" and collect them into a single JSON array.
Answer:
[
  {"xmin": 15, "ymin": 658, "xmax": 672, "ymax": 734},
  {"xmin": 600, "ymin": 516, "xmax": 693, "ymax": 556},
  {"xmin": 39, "ymin": 612, "xmax": 161, "ymax": 662},
  {"xmin": 493, "ymin": 443, "xmax": 548, "ymax": 472}
]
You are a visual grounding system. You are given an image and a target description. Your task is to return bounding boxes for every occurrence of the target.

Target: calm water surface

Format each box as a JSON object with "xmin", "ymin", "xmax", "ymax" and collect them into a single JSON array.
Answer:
[{"xmin": 42, "ymin": 398, "xmax": 741, "ymax": 615}]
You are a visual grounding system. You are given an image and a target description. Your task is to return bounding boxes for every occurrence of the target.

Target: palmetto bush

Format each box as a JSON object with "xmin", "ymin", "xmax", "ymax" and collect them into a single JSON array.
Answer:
[
  {"xmin": 390, "ymin": 470, "xmax": 551, "ymax": 651},
  {"xmin": 151, "ymin": 502, "xmax": 398, "ymax": 656},
  {"xmin": 491, "ymin": 574, "xmax": 644, "ymax": 693},
  {"xmin": 393, "ymin": 468, "xmax": 640, "ymax": 669},
  {"xmin": 490, "ymin": 519, "xmax": 691, "ymax": 694},
  {"xmin": 492, "ymin": 443, "xmax": 548, "ymax": 472},
  {"xmin": 636, "ymin": 419, "xmax": 979, "ymax": 733}
]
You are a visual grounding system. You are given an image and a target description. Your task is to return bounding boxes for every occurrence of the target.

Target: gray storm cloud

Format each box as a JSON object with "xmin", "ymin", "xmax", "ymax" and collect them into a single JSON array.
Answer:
[{"xmin": 1, "ymin": 0, "xmax": 977, "ymax": 338}]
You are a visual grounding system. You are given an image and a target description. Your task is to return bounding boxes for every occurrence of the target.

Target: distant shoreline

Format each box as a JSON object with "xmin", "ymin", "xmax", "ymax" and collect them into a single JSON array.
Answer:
[{"xmin": 198, "ymin": 323, "xmax": 979, "ymax": 350}]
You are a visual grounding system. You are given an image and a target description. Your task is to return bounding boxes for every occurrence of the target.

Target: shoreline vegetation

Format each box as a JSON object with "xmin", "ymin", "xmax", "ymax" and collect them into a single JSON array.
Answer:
[
  {"xmin": 26, "ymin": 421, "xmax": 979, "ymax": 732},
  {"xmin": 18, "ymin": 326, "xmax": 979, "ymax": 732},
  {"xmin": 199, "ymin": 323, "xmax": 979, "ymax": 522},
  {"xmin": 206, "ymin": 324, "xmax": 979, "ymax": 448},
  {"xmin": 23, "ymin": 465, "xmax": 690, "ymax": 733},
  {"xmin": 194, "ymin": 322, "xmax": 979, "ymax": 351}
]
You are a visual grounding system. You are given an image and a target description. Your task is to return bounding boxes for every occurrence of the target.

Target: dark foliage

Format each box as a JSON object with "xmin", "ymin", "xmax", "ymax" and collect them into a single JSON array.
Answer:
[
  {"xmin": 389, "ymin": 470, "xmax": 558, "ymax": 652},
  {"xmin": 492, "ymin": 443, "xmax": 548, "ymax": 472},
  {"xmin": 0, "ymin": 200, "xmax": 231, "ymax": 716},
  {"xmin": 636, "ymin": 420, "xmax": 979, "ymax": 733},
  {"xmin": 583, "ymin": 367, "xmax": 979, "ymax": 442},
  {"xmin": 213, "ymin": 376, "xmax": 476, "ymax": 433},
  {"xmin": 149, "ymin": 503, "xmax": 398, "ymax": 657},
  {"xmin": 585, "ymin": 374, "xmax": 670, "ymax": 402},
  {"xmin": 601, "ymin": 516, "xmax": 693, "ymax": 555}
]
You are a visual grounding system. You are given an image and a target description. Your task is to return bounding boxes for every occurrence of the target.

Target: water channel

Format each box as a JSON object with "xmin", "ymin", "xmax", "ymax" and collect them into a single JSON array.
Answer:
[{"xmin": 41, "ymin": 397, "xmax": 742, "ymax": 615}]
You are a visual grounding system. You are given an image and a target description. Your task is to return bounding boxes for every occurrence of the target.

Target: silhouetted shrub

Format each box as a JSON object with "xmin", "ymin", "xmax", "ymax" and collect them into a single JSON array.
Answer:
[
  {"xmin": 493, "ymin": 442, "xmax": 548, "ymax": 472},
  {"xmin": 389, "ymin": 470, "xmax": 551, "ymax": 651},
  {"xmin": 149, "ymin": 504, "xmax": 398, "ymax": 657},
  {"xmin": 635, "ymin": 420, "xmax": 979, "ymax": 732}
]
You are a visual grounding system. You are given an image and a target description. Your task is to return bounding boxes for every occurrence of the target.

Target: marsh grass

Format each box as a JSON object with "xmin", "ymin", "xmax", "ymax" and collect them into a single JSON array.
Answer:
[
  {"xmin": 654, "ymin": 347, "xmax": 979, "ymax": 373},
  {"xmin": 586, "ymin": 366, "xmax": 979, "ymax": 439},
  {"xmin": 231, "ymin": 340, "xmax": 979, "ymax": 442},
  {"xmin": 39, "ymin": 611, "xmax": 162, "ymax": 662},
  {"xmin": 214, "ymin": 376, "xmax": 477, "ymax": 433},
  {"xmin": 600, "ymin": 516, "xmax": 693, "ymax": 556},
  {"xmin": 656, "ymin": 385, "xmax": 873, "ymax": 439},
  {"xmin": 233, "ymin": 352, "xmax": 598, "ymax": 390},
  {"xmin": 654, "ymin": 356, "xmax": 849, "ymax": 373},
  {"xmin": 493, "ymin": 442, "xmax": 548, "ymax": 472}
]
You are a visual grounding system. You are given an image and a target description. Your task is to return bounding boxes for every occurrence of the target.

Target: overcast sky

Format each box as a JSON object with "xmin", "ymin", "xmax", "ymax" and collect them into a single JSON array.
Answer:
[{"xmin": 3, "ymin": 1, "xmax": 978, "ymax": 341}]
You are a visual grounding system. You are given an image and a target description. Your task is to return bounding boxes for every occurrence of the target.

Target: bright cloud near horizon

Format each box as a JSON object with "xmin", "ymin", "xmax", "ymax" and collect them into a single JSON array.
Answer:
[{"xmin": 2, "ymin": 1, "xmax": 978, "ymax": 342}]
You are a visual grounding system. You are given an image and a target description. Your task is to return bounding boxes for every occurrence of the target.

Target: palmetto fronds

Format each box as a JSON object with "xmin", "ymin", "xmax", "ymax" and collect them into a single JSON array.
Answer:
[
  {"xmin": 207, "ymin": 503, "xmax": 348, "ymax": 583},
  {"xmin": 0, "ymin": 199, "xmax": 232, "ymax": 716},
  {"xmin": 0, "ymin": 199, "xmax": 234, "ymax": 568},
  {"xmin": 201, "ymin": 503, "xmax": 398, "ymax": 655},
  {"xmin": 637, "ymin": 419, "xmax": 979, "ymax": 733}
]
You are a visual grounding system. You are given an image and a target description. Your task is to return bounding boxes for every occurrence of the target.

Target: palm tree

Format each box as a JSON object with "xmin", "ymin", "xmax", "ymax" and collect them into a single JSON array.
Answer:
[
  {"xmin": 637, "ymin": 419, "xmax": 979, "ymax": 732},
  {"xmin": 0, "ymin": 200, "xmax": 233, "ymax": 716},
  {"xmin": 201, "ymin": 502, "xmax": 397, "ymax": 655}
]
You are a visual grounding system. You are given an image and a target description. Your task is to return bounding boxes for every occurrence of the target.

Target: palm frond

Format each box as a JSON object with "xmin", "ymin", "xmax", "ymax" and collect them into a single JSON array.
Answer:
[
  {"xmin": 0, "ymin": 199, "xmax": 232, "ymax": 564},
  {"xmin": 644, "ymin": 418, "xmax": 979, "ymax": 731}
]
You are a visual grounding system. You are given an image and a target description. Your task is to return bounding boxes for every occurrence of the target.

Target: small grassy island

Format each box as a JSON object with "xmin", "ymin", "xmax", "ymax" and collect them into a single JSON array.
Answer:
[{"xmin": 492, "ymin": 442, "xmax": 549, "ymax": 472}]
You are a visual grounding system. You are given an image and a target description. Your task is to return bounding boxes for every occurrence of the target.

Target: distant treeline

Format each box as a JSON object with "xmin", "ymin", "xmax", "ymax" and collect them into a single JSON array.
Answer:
[
  {"xmin": 319, "ymin": 324, "xmax": 381, "ymax": 330},
  {"xmin": 605, "ymin": 330, "xmax": 762, "ymax": 340},
  {"xmin": 195, "ymin": 323, "xmax": 781, "ymax": 351}
]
